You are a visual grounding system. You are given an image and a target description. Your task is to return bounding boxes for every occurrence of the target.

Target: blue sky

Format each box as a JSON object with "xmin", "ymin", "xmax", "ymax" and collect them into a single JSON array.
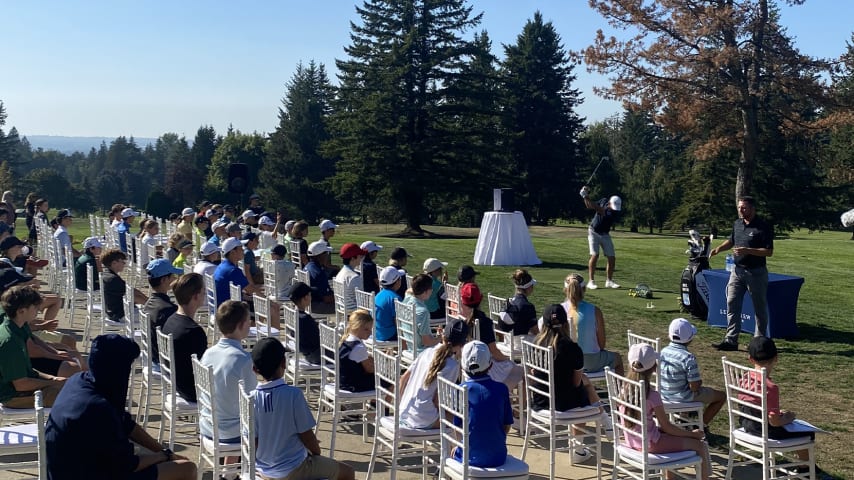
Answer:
[{"xmin": 3, "ymin": 0, "xmax": 851, "ymax": 138}]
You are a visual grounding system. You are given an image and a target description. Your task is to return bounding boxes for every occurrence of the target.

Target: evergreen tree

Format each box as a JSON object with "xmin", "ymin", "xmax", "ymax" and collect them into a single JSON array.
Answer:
[
  {"xmin": 502, "ymin": 11, "xmax": 585, "ymax": 224},
  {"xmin": 261, "ymin": 61, "xmax": 337, "ymax": 221},
  {"xmin": 204, "ymin": 130, "xmax": 267, "ymax": 204},
  {"xmin": 191, "ymin": 126, "xmax": 219, "ymax": 174},
  {"xmin": 327, "ymin": 0, "xmax": 482, "ymax": 233}
]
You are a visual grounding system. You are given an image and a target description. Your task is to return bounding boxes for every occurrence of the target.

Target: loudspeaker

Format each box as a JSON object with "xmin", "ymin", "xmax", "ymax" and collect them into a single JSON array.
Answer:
[
  {"xmin": 493, "ymin": 188, "xmax": 515, "ymax": 212},
  {"xmin": 227, "ymin": 163, "xmax": 249, "ymax": 194}
]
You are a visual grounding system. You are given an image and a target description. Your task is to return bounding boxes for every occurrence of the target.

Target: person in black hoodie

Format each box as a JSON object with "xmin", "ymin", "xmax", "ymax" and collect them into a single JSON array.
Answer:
[
  {"xmin": 45, "ymin": 334, "xmax": 196, "ymax": 480},
  {"xmin": 142, "ymin": 259, "xmax": 181, "ymax": 371}
]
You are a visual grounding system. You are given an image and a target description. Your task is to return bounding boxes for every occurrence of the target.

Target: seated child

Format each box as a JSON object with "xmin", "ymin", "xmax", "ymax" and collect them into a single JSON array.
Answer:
[
  {"xmin": 290, "ymin": 282, "xmax": 321, "ymax": 365},
  {"xmin": 499, "ymin": 269, "xmax": 539, "ymax": 338},
  {"xmin": 422, "ymin": 258, "xmax": 447, "ymax": 320},
  {"xmin": 398, "ymin": 319, "xmax": 469, "ymax": 429},
  {"xmin": 251, "ymin": 338, "xmax": 355, "ymax": 480},
  {"xmin": 453, "ymin": 340, "xmax": 513, "ymax": 468},
  {"xmin": 623, "ymin": 343, "xmax": 710, "ymax": 480},
  {"xmin": 374, "ymin": 267, "xmax": 404, "ymax": 342},
  {"xmin": 402, "ymin": 274, "xmax": 440, "ymax": 354},
  {"xmin": 338, "ymin": 310, "xmax": 375, "ymax": 393},
  {"xmin": 738, "ymin": 336, "xmax": 814, "ymax": 463},
  {"xmin": 659, "ymin": 318, "xmax": 726, "ymax": 430}
]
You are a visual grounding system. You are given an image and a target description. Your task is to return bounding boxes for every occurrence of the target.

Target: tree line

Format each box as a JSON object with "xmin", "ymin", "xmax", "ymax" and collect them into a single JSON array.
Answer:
[{"xmin": 0, "ymin": 0, "xmax": 851, "ymax": 234}]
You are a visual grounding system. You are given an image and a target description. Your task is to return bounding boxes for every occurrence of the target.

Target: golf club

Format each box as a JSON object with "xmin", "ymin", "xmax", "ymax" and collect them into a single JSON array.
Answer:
[{"xmin": 586, "ymin": 156, "xmax": 609, "ymax": 185}]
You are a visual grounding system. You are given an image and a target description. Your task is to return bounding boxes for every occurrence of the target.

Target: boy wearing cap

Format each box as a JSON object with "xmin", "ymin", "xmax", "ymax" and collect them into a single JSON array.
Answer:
[
  {"xmin": 289, "ymin": 282, "xmax": 321, "ymax": 364},
  {"xmin": 389, "ymin": 247, "xmax": 411, "ymax": 297},
  {"xmin": 142, "ymin": 259, "xmax": 181, "ymax": 368},
  {"xmin": 291, "ymin": 221, "xmax": 310, "ymax": 267},
  {"xmin": 269, "ymin": 245, "xmax": 295, "ymax": 304},
  {"xmin": 455, "ymin": 340, "xmax": 514, "ymax": 468},
  {"xmin": 116, "ymin": 207, "xmax": 139, "ymax": 254},
  {"xmin": 257, "ymin": 214, "xmax": 280, "ymax": 250},
  {"xmin": 374, "ymin": 266, "xmax": 404, "ymax": 341},
  {"xmin": 242, "ymin": 210, "xmax": 259, "ymax": 230},
  {"xmin": 305, "ymin": 240, "xmax": 335, "ymax": 315},
  {"xmin": 74, "ymin": 237, "xmax": 103, "ymax": 291},
  {"xmin": 53, "ymin": 209, "xmax": 80, "ymax": 264},
  {"xmin": 194, "ymin": 215, "xmax": 211, "ymax": 242},
  {"xmin": 423, "ymin": 258, "xmax": 447, "ymax": 320},
  {"xmin": 334, "ymin": 243, "xmax": 366, "ymax": 311},
  {"xmin": 214, "ymin": 237, "xmax": 260, "ymax": 307},
  {"xmin": 208, "ymin": 219, "xmax": 228, "ymax": 247},
  {"xmin": 251, "ymin": 338, "xmax": 356, "ymax": 480},
  {"xmin": 359, "ymin": 241, "xmax": 382, "ymax": 294},
  {"xmin": 242, "ymin": 232, "xmax": 263, "ymax": 289},
  {"xmin": 248, "ymin": 193, "xmax": 264, "ymax": 215},
  {"xmin": 738, "ymin": 336, "xmax": 815, "ymax": 461},
  {"xmin": 194, "ymin": 242, "xmax": 221, "ymax": 277},
  {"xmin": 318, "ymin": 219, "xmax": 337, "ymax": 249},
  {"xmin": 659, "ymin": 318, "xmax": 726, "ymax": 429},
  {"xmin": 162, "ymin": 273, "xmax": 208, "ymax": 403},
  {"xmin": 580, "ymin": 187, "xmax": 622, "ymax": 289},
  {"xmin": 177, "ymin": 208, "xmax": 195, "ymax": 237},
  {"xmin": 172, "ymin": 239, "xmax": 195, "ymax": 269}
]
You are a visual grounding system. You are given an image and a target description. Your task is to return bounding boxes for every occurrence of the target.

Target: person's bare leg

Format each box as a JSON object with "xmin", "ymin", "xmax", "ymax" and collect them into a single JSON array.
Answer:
[
  {"xmin": 606, "ymin": 255, "xmax": 616, "ymax": 282},
  {"xmin": 702, "ymin": 389, "xmax": 726, "ymax": 426},
  {"xmin": 154, "ymin": 459, "xmax": 197, "ymax": 480},
  {"xmin": 57, "ymin": 360, "xmax": 83, "ymax": 378},
  {"xmin": 613, "ymin": 353, "xmax": 625, "ymax": 376},
  {"xmin": 588, "ymin": 254, "xmax": 599, "ymax": 282},
  {"xmin": 336, "ymin": 462, "xmax": 356, "ymax": 480},
  {"xmin": 40, "ymin": 295, "xmax": 61, "ymax": 321}
]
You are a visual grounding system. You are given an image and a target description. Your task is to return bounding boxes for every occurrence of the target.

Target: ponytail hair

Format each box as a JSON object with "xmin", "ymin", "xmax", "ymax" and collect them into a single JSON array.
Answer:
[
  {"xmin": 423, "ymin": 335, "xmax": 465, "ymax": 388},
  {"xmin": 512, "ymin": 269, "xmax": 535, "ymax": 292},
  {"xmin": 340, "ymin": 309, "xmax": 373, "ymax": 346},
  {"xmin": 624, "ymin": 363, "xmax": 655, "ymax": 422}
]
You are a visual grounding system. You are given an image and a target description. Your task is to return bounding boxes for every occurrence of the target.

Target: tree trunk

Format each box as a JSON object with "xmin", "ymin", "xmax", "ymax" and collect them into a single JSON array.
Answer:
[{"xmin": 737, "ymin": 102, "xmax": 759, "ymax": 203}]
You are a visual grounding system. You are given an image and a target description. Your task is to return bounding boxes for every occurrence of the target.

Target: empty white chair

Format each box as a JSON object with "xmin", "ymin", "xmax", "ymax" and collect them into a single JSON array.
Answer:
[
  {"xmin": 192, "ymin": 354, "xmax": 241, "ymax": 480},
  {"xmin": 0, "ymin": 390, "xmax": 43, "ymax": 473},
  {"xmin": 520, "ymin": 340, "xmax": 602, "ymax": 480},
  {"xmin": 203, "ymin": 273, "xmax": 220, "ymax": 342},
  {"xmin": 365, "ymin": 349, "xmax": 441, "ymax": 479},
  {"xmin": 395, "ymin": 299, "xmax": 419, "ymax": 367},
  {"xmin": 721, "ymin": 357, "xmax": 816, "ymax": 480},
  {"xmin": 437, "ymin": 376, "xmax": 530, "ymax": 480},
  {"xmin": 605, "ymin": 368, "xmax": 703, "ymax": 480},
  {"xmin": 237, "ymin": 380, "xmax": 257, "ymax": 480},
  {"xmin": 315, "ymin": 323, "xmax": 375, "ymax": 457},
  {"xmin": 155, "ymin": 329, "xmax": 199, "ymax": 450},
  {"xmin": 135, "ymin": 311, "xmax": 161, "ymax": 429},
  {"xmin": 250, "ymin": 293, "xmax": 279, "ymax": 345},
  {"xmin": 332, "ymin": 278, "xmax": 352, "ymax": 325}
]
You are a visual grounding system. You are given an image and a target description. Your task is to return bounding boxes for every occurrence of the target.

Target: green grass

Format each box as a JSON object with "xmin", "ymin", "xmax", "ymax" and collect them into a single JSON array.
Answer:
[{"xmin": 59, "ymin": 217, "xmax": 853, "ymax": 478}]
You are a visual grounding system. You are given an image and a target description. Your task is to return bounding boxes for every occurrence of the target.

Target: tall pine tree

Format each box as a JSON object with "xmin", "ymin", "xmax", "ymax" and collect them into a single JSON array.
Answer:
[
  {"xmin": 502, "ymin": 11, "xmax": 585, "ymax": 224},
  {"xmin": 262, "ymin": 61, "xmax": 337, "ymax": 221},
  {"xmin": 327, "ymin": 0, "xmax": 482, "ymax": 233}
]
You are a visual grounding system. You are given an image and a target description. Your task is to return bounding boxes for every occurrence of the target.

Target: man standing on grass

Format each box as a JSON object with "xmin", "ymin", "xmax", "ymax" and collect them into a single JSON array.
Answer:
[
  {"xmin": 580, "ymin": 186, "xmax": 622, "ymax": 289},
  {"xmin": 710, "ymin": 196, "xmax": 773, "ymax": 351}
]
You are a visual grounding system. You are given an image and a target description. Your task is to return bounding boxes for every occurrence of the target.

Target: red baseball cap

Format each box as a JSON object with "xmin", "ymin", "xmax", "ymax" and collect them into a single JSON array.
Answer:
[
  {"xmin": 339, "ymin": 243, "xmax": 367, "ymax": 260},
  {"xmin": 460, "ymin": 282, "xmax": 483, "ymax": 307}
]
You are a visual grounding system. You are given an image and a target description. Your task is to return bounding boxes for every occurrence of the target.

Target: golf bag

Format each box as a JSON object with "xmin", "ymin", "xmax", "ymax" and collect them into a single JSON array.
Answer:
[{"xmin": 680, "ymin": 229, "xmax": 711, "ymax": 319}]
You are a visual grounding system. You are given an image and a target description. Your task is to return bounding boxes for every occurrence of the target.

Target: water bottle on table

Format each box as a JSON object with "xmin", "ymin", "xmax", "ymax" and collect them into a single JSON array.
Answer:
[{"xmin": 725, "ymin": 254, "xmax": 734, "ymax": 272}]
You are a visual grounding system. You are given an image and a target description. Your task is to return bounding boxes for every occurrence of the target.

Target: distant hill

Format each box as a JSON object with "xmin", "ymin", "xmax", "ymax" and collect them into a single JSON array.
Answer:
[{"xmin": 26, "ymin": 135, "xmax": 158, "ymax": 154}]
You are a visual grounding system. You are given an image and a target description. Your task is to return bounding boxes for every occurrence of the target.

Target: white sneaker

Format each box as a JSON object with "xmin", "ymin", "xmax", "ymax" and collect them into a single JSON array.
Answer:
[
  {"xmin": 600, "ymin": 412, "xmax": 614, "ymax": 440},
  {"xmin": 605, "ymin": 279, "xmax": 620, "ymax": 289},
  {"xmin": 571, "ymin": 446, "xmax": 593, "ymax": 463},
  {"xmin": 586, "ymin": 281, "xmax": 598, "ymax": 290}
]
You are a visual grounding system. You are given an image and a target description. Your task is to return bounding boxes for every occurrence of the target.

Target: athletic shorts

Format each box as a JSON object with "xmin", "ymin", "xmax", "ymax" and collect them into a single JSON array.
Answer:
[
  {"xmin": 583, "ymin": 350, "xmax": 619, "ymax": 373},
  {"xmin": 260, "ymin": 454, "xmax": 340, "ymax": 480},
  {"xmin": 31, "ymin": 357, "xmax": 63, "ymax": 376},
  {"xmin": 588, "ymin": 229, "xmax": 615, "ymax": 257},
  {"xmin": 692, "ymin": 386, "xmax": 720, "ymax": 405}
]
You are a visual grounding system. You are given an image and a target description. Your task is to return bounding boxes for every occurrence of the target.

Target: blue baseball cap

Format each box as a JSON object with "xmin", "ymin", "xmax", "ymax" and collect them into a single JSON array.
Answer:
[{"xmin": 146, "ymin": 259, "xmax": 183, "ymax": 279}]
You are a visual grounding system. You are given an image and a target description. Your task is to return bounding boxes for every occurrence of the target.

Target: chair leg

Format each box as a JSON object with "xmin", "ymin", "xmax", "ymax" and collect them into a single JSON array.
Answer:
[{"xmin": 329, "ymin": 398, "xmax": 338, "ymax": 457}]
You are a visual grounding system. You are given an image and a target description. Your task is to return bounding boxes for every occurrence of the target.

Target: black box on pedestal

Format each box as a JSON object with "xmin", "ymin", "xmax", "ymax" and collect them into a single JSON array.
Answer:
[{"xmin": 493, "ymin": 188, "xmax": 515, "ymax": 212}]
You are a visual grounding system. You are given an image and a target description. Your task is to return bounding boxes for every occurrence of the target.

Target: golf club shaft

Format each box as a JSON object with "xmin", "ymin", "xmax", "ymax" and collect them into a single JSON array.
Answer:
[{"xmin": 586, "ymin": 156, "xmax": 609, "ymax": 185}]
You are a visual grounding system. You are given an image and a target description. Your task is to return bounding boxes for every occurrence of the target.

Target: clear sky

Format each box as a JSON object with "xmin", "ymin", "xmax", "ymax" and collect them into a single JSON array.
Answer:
[{"xmin": 2, "ymin": 0, "xmax": 851, "ymax": 138}]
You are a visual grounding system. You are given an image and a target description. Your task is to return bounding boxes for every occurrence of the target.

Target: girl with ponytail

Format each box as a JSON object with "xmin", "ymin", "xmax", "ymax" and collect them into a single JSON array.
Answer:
[{"xmin": 562, "ymin": 273, "xmax": 624, "ymax": 375}]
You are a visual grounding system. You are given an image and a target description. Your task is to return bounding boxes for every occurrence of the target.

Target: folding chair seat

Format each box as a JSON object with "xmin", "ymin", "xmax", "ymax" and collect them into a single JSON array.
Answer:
[
  {"xmin": 0, "ymin": 390, "xmax": 45, "ymax": 473},
  {"xmin": 193, "ymin": 355, "xmax": 241, "ymax": 479},
  {"xmin": 438, "ymin": 377, "xmax": 529, "ymax": 480},
  {"xmin": 606, "ymin": 368, "xmax": 703, "ymax": 480}
]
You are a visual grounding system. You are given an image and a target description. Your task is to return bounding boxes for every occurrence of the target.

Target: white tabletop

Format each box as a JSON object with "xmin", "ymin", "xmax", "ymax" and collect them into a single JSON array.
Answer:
[{"xmin": 473, "ymin": 211, "xmax": 542, "ymax": 266}]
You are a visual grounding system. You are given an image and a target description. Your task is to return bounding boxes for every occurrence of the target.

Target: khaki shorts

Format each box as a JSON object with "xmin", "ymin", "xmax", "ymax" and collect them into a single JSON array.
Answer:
[
  {"xmin": 693, "ymin": 386, "xmax": 721, "ymax": 404},
  {"xmin": 261, "ymin": 454, "xmax": 340, "ymax": 480},
  {"xmin": 588, "ymin": 229, "xmax": 616, "ymax": 257}
]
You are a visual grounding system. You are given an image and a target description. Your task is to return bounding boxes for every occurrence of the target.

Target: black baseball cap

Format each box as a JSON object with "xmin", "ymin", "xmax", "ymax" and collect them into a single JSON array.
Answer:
[
  {"xmin": 444, "ymin": 318, "xmax": 469, "ymax": 345},
  {"xmin": 390, "ymin": 247, "xmax": 411, "ymax": 261},
  {"xmin": 0, "ymin": 236, "xmax": 25, "ymax": 251},
  {"xmin": 289, "ymin": 282, "xmax": 311, "ymax": 303},
  {"xmin": 458, "ymin": 265, "xmax": 479, "ymax": 282},
  {"xmin": 252, "ymin": 337, "xmax": 287, "ymax": 379},
  {"xmin": 177, "ymin": 239, "xmax": 194, "ymax": 249},
  {"xmin": 57, "ymin": 209, "xmax": 74, "ymax": 219},
  {"xmin": 271, "ymin": 245, "xmax": 287, "ymax": 258},
  {"xmin": 542, "ymin": 304, "xmax": 568, "ymax": 328},
  {"xmin": 748, "ymin": 336, "xmax": 778, "ymax": 361},
  {"xmin": 194, "ymin": 216, "xmax": 209, "ymax": 225}
]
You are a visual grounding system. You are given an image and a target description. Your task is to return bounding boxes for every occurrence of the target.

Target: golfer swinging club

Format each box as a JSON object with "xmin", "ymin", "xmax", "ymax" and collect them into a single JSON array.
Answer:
[{"xmin": 580, "ymin": 185, "xmax": 622, "ymax": 289}]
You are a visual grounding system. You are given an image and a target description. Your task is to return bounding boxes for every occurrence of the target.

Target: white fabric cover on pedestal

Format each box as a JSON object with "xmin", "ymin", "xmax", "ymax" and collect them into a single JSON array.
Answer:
[{"xmin": 473, "ymin": 211, "xmax": 541, "ymax": 266}]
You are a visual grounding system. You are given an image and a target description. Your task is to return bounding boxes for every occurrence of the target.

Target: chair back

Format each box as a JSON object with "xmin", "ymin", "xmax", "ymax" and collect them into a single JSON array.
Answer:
[
  {"xmin": 355, "ymin": 288, "xmax": 375, "ymax": 319},
  {"xmin": 252, "ymin": 293, "xmax": 275, "ymax": 339},
  {"xmin": 262, "ymin": 257, "xmax": 278, "ymax": 299},
  {"xmin": 332, "ymin": 278, "xmax": 350, "ymax": 324},
  {"xmin": 438, "ymin": 377, "xmax": 470, "ymax": 474},
  {"xmin": 521, "ymin": 340, "xmax": 556, "ymax": 414},
  {"xmin": 86, "ymin": 263, "xmax": 100, "ymax": 320},
  {"xmin": 36, "ymin": 390, "xmax": 47, "ymax": 479},
  {"xmin": 487, "ymin": 293, "xmax": 507, "ymax": 324},
  {"xmin": 238, "ymin": 380, "xmax": 256, "ymax": 480},
  {"xmin": 282, "ymin": 303, "xmax": 300, "ymax": 354},
  {"xmin": 395, "ymin": 299, "xmax": 419, "ymax": 358},
  {"xmin": 123, "ymin": 280, "xmax": 137, "ymax": 325},
  {"xmin": 203, "ymin": 273, "xmax": 218, "ymax": 316},
  {"xmin": 605, "ymin": 368, "xmax": 651, "ymax": 460},
  {"xmin": 289, "ymin": 240, "xmax": 303, "ymax": 267},
  {"xmin": 318, "ymin": 323, "xmax": 341, "ymax": 391},
  {"xmin": 138, "ymin": 311, "xmax": 155, "ymax": 375},
  {"xmin": 155, "ymin": 329, "xmax": 179, "ymax": 402},
  {"xmin": 192, "ymin": 354, "xmax": 218, "ymax": 441},
  {"xmin": 626, "ymin": 330, "xmax": 660, "ymax": 385},
  {"xmin": 295, "ymin": 269, "xmax": 312, "ymax": 314},
  {"xmin": 146, "ymin": 242, "xmax": 158, "ymax": 264},
  {"xmin": 229, "ymin": 281, "xmax": 242, "ymax": 303},
  {"xmin": 444, "ymin": 282, "xmax": 461, "ymax": 319},
  {"xmin": 374, "ymin": 349, "xmax": 401, "ymax": 421},
  {"xmin": 722, "ymin": 357, "xmax": 771, "ymax": 443}
]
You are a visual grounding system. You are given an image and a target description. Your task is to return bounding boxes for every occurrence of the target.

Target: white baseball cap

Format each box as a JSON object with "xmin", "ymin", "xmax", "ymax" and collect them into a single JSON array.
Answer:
[
  {"xmin": 609, "ymin": 195, "xmax": 622, "ymax": 211},
  {"xmin": 221, "ymin": 237, "xmax": 243, "ymax": 255},
  {"xmin": 360, "ymin": 240, "xmax": 383, "ymax": 253},
  {"xmin": 628, "ymin": 343, "xmax": 659, "ymax": 372},
  {"xmin": 379, "ymin": 266, "xmax": 405, "ymax": 286},
  {"xmin": 668, "ymin": 317, "xmax": 697, "ymax": 344},
  {"xmin": 258, "ymin": 216, "xmax": 276, "ymax": 227},
  {"xmin": 307, "ymin": 240, "xmax": 332, "ymax": 256},
  {"xmin": 462, "ymin": 341, "xmax": 492, "ymax": 375},
  {"xmin": 422, "ymin": 258, "xmax": 448, "ymax": 273},
  {"xmin": 83, "ymin": 237, "xmax": 103, "ymax": 250},
  {"xmin": 242, "ymin": 210, "xmax": 258, "ymax": 220},
  {"xmin": 181, "ymin": 207, "xmax": 195, "ymax": 217},
  {"xmin": 121, "ymin": 208, "xmax": 140, "ymax": 218},
  {"xmin": 200, "ymin": 242, "xmax": 220, "ymax": 257},
  {"xmin": 319, "ymin": 219, "xmax": 338, "ymax": 232}
]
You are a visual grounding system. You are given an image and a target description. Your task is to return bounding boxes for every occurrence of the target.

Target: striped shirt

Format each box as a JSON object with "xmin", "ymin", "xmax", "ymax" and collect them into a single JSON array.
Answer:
[{"xmin": 659, "ymin": 343, "xmax": 701, "ymax": 402}]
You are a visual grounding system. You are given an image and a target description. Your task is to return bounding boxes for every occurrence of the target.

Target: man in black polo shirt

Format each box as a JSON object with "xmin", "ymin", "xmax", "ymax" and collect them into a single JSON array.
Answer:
[
  {"xmin": 710, "ymin": 196, "xmax": 774, "ymax": 350},
  {"xmin": 581, "ymin": 186, "xmax": 622, "ymax": 289}
]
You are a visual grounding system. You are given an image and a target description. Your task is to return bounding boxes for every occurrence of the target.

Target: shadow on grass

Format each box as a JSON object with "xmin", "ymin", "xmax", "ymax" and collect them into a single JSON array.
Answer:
[
  {"xmin": 793, "ymin": 323, "xmax": 854, "ymax": 347},
  {"xmin": 378, "ymin": 230, "xmax": 477, "ymax": 240}
]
